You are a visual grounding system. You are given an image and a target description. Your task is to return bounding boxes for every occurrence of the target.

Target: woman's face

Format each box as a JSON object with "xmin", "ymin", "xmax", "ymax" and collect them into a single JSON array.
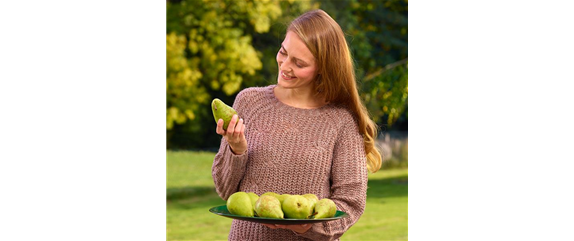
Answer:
[{"xmin": 276, "ymin": 31, "xmax": 318, "ymax": 90}]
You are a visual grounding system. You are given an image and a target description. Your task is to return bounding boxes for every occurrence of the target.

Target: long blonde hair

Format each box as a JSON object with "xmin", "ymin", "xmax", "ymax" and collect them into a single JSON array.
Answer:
[{"xmin": 288, "ymin": 9, "xmax": 382, "ymax": 172}]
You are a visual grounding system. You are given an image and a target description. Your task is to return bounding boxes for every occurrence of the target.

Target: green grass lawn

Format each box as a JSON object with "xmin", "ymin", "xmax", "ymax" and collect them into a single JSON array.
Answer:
[{"xmin": 167, "ymin": 150, "xmax": 408, "ymax": 240}]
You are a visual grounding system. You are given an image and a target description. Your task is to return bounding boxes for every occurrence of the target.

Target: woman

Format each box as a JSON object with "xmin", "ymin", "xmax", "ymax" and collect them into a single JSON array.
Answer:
[{"xmin": 212, "ymin": 9, "xmax": 382, "ymax": 240}]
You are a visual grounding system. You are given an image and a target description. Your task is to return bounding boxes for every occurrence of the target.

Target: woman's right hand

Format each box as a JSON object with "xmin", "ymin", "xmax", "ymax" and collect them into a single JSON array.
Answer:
[{"xmin": 216, "ymin": 114, "xmax": 247, "ymax": 155}]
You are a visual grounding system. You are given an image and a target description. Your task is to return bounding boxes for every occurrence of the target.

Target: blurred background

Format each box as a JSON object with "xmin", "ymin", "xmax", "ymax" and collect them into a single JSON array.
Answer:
[{"xmin": 167, "ymin": 0, "xmax": 407, "ymax": 240}]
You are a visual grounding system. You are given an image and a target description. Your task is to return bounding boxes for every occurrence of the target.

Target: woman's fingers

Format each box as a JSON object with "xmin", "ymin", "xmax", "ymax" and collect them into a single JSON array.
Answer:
[
  {"xmin": 262, "ymin": 223, "xmax": 277, "ymax": 229},
  {"xmin": 227, "ymin": 115, "xmax": 246, "ymax": 139},
  {"xmin": 216, "ymin": 115, "xmax": 246, "ymax": 153},
  {"xmin": 216, "ymin": 119, "xmax": 224, "ymax": 135},
  {"xmin": 234, "ymin": 118, "xmax": 244, "ymax": 138},
  {"xmin": 226, "ymin": 115, "xmax": 238, "ymax": 134}
]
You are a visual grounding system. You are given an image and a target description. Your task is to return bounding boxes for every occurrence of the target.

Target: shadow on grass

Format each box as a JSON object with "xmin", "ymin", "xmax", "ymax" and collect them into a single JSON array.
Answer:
[
  {"xmin": 367, "ymin": 175, "xmax": 408, "ymax": 199},
  {"xmin": 167, "ymin": 186, "xmax": 217, "ymax": 201},
  {"xmin": 167, "ymin": 186, "xmax": 226, "ymax": 210},
  {"xmin": 165, "ymin": 186, "xmax": 225, "ymax": 204}
]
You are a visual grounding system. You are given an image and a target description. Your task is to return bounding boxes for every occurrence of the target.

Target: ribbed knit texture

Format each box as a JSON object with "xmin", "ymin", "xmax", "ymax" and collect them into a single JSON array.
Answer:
[{"xmin": 212, "ymin": 85, "xmax": 368, "ymax": 241}]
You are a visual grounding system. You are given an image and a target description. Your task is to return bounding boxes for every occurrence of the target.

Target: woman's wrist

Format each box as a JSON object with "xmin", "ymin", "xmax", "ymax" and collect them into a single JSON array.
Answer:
[{"xmin": 230, "ymin": 145, "xmax": 246, "ymax": 155}]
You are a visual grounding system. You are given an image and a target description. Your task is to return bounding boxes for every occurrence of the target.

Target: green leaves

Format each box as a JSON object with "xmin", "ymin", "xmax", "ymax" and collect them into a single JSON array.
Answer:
[
  {"xmin": 361, "ymin": 60, "xmax": 408, "ymax": 126},
  {"xmin": 317, "ymin": 0, "xmax": 408, "ymax": 127},
  {"xmin": 166, "ymin": 33, "xmax": 209, "ymax": 130},
  {"xmin": 166, "ymin": 0, "xmax": 285, "ymax": 131}
]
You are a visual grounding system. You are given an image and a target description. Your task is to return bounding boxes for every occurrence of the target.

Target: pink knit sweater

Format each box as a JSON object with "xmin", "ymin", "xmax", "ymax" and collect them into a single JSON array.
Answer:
[{"xmin": 212, "ymin": 85, "xmax": 368, "ymax": 241}]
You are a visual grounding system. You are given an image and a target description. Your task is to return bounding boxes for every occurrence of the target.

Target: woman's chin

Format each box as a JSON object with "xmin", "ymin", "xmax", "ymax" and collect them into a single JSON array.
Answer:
[{"xmin": 277, "ymin": 77, "xmax": 297, "ymax": 87}]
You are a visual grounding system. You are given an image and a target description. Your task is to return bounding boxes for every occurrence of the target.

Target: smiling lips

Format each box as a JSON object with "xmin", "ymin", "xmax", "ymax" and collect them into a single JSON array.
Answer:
[{"xmin": 281, "ymin": 71, "xmax": 296, "ymax": 80}]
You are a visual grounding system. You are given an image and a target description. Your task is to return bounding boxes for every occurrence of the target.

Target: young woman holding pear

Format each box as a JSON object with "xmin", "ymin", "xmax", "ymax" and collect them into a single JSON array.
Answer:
[{"xmin": 212, "ymin": 9, "xmax": 382, "ymax": 240}]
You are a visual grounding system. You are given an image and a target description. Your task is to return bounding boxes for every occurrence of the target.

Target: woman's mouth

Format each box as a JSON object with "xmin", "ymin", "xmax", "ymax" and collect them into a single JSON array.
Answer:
[{"xmin": 281, "ymin": 71, "xmax": 296, "ymax": 80}]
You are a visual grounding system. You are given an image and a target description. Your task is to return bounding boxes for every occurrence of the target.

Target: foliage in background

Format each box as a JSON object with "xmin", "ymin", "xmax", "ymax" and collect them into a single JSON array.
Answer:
[
  {"xmin": 318, "ymin": 0, "xmax": 408, "ymax": 127},
  {"xmin": 166, "ymin": 0, "xmax": 408, "ymax": 149},
  {"xmin": 166, "ymin": 33, "xmax": 209, "ymax": 130},
  {"xmin": 362, "ymin": 62, "xmax": 408, "ymax": 125}
]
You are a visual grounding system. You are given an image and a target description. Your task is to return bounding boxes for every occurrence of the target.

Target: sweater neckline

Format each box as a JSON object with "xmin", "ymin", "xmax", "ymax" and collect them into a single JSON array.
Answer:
[{"xmin": 265, "ymin": 85, "xmax": 332, "ymax": 116}]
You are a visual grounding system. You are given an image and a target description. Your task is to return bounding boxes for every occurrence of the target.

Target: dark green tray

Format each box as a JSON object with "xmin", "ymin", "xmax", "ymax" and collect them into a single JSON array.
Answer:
[{"xmin": 209, "ymin": 205, "xmax": 349, "ymax": 224}]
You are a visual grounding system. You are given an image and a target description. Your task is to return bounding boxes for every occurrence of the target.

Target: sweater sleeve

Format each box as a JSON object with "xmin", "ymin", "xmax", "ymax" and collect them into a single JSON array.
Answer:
[
  {"xmin": 296, "ymin": 117, "xmax": 369, "ymax": 241},
  {"xmin": 212, "ymin": 138, "xmax": 249, "ymax": 200},
  {"xmin": 211, "ymin": 91, "xmax": 250, "ymax": 201}
]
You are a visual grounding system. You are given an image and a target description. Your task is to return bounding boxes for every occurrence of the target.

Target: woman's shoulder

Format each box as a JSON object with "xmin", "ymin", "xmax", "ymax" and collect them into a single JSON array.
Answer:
[
  {"xmin": 324, "ymin": 104, "xmax": 360, "ymax": 133},
  {"xmin": 235, "ymin": 85, "xmax": 274, "ymax": 102},
  {"xmin": 233, "ymin": 85, "xmax": 275, "ymax": 111},
  {"xmin": 326, "ymin": 104, "xmax": 356, "ymax": 122}
]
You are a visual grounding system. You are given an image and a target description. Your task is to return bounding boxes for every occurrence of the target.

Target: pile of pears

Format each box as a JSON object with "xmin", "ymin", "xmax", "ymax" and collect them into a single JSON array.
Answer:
[{"xmin": 226, "ymin": 191, "xmax": 338, "ymax": 219}]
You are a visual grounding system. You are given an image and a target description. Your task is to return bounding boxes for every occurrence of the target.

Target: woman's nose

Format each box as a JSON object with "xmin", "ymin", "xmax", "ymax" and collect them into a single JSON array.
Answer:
[{"xmin": 280, "ymin": 59, "xmax": 293, "ymax": 72}]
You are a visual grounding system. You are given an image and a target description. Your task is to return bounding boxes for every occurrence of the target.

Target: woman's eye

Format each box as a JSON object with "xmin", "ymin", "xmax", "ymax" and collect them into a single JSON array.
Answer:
[{"xmin": 279, "ymin": 50, "xmax": 287, "ymax": 55}]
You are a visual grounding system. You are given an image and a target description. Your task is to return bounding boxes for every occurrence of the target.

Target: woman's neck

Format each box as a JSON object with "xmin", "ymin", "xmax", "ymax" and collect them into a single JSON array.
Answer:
[{"xmin": 274, "ymin": 85, "xmax": 327, "ymax": 109}]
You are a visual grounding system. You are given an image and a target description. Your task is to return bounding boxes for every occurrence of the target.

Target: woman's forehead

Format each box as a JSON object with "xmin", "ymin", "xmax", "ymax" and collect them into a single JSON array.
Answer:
[{"xmin": 281, "ymin": 31, "xmax": 315, "ymax": 64}]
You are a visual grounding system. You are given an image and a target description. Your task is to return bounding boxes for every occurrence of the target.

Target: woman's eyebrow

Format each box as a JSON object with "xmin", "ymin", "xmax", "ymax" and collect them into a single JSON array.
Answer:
[{"xmin": 281, "ymin": 45, "xmax": 309, "ymax": 65}]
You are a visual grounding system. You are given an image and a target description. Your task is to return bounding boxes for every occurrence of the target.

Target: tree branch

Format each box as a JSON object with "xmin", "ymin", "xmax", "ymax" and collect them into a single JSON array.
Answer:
[{"xmin": 363, "ymin": 58, "xmax": 408, "ymax": 81}]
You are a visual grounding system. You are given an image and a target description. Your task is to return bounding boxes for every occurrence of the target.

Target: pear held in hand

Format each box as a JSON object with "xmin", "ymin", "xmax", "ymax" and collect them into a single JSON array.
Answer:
[
  {"xmin": 282, "ymin": 195, "xmax": 313, "ymax": 219},
  {"xmin": 254, "ymin": 195, "xmax": 284, "ymax": 219},
  {"xmin": 227, "ymin": 192, "xmax": 254, "ymax": 217},
  {"xmin": 313, "ymin": 198, "xmax": 337, "ymax": 219},
  {"xmin": 212, "ymin": 98, "xmax": 237, "ymax": 130}
]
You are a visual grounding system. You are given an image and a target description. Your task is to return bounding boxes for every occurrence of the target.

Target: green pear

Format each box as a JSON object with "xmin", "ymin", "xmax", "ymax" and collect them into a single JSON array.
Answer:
[
  {"xmin": 313, "ymin": 198, "xmax": 337, "ymax": 219},
  {"xmin": 302, "ymin": 193, "xmax": 319, "ymax": 210},
  {"xmin": 282, "ymin": 195, "xmax": 313, "ymax": 219},
  {"xmin": 247, "ymin": 192, "xmax": 259, "ymax": 208},
  {"xmin": 212, "ymin": 98, "xmax": 237, "ymax": 130},
  {"xmin": 226, "ymin": 192, "xmax": 254, "ymax": 217},
  {"xmin": 277, "ymin": 194, "xmax": 291, "ymax": 205},
  {"xmin": 261, "ymin": 192, "xmax": 280, "ymax": 199},
  {"xmin": 254, "ymin": 195, "xmax": 284, "ymax": 219}
]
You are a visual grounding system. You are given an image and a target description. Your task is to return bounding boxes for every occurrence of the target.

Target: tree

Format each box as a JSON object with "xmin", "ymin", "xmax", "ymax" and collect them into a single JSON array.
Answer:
[
  {"xmin": 166, "ymin": 0, "xmax": 312, "ymax": 148},
  {"xmin": 352, "ymin": 0, "xmax": 408, "ymax": 128},
  {"xmin": 166, "ymin": 32, "xmax": 209, "ymax": 130},
  {"xmin": 316, "ymin": 0, "xmax": 408, "ymax": 128}
]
